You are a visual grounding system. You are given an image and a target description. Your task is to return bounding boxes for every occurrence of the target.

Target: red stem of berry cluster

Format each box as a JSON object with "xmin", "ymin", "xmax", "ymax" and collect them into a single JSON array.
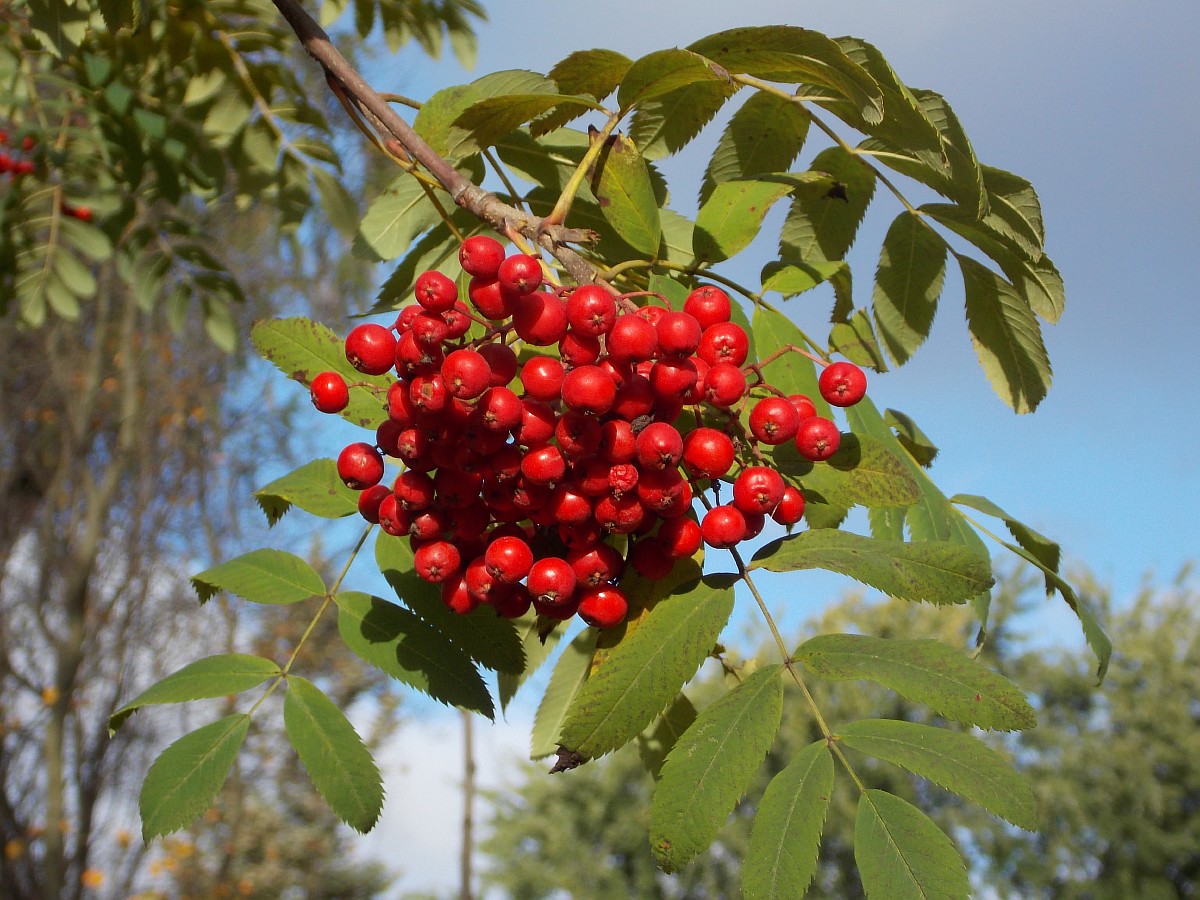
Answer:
[{"xmin": 269, "ymin": 0, "xmax": 602, "ymax": 287}]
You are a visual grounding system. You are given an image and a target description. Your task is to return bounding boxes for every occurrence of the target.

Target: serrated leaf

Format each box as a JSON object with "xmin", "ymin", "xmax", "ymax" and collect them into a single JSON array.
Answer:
[
  {"xmin": 769, "ymin": 434, "xmax": 920, "ymax": 510},
  {"xmin": 251, "ymin": 317, "xmax": 391, "ymax": 428},
  {"xmin": 415, "ymin": 71, "xmax": 556, "ymax": 160},
  {"xmin": 637, "ymin": 692, "xmax": 698, "ymax": 781},
  {"xmin": 949, "ymin": 494, "xmax": 1060, "ymax": 577},
  {"xmin": 855, "ymin": 789, "xmax": 969, "ymax": 900},
  {"xmin": 455, "ymin": 94, "xmax": 602, "ymax": 149},
  {"xmin": 558, "ymin": 575, "xmax": 735, "ymax": 760},
  {"xmin": 700, "ymin": 91, "xmax": 811, "ymax": 205},
  {"xmin": 688, "ymin": 27, "xmax": 884, "ymax": 125},
  {"xmin": 829, "ymin": 309, "xmax": 889, "ymax": 372},
  {"xmin": 779, "ymin": 147, "xmax": 876, "ymax": 264},
  {"xmin": 548, "ymin": 48, "xmax": 632, "ymax": 101},
  {"xmin": 254, "ymin": 458, "xmax": 360, "ymax": 526},
  {"xmin": 884, "ymin": 409, "xmax": 939, "ymax": 468},
  {"xmin": 335, "ymin": 591, "xmax": 493, "ymax": 717},
  {"xmin": 139, "ymin": 714, "xmax": 250, "ymax": 841},
  {"xmin": 590, "ymin": 133, "xmax": 661, "ymax": 255},
  {"xmin": 760, "ymin": 259, "xmax": 847, "ymax": 299},
  {"xmin": 312, "ymin": 167, "xmax": 359, "ymax": 238},
  {"xmin": 872, "ymin": 211, "xmax": 947, "ymax": 366},
  {"xmin": 617, "ymin": 48, "xmax": 725, "ymax": 110},
  {"xmin": 982, "ymin": 165, "xmax": 1044, "ymax": 257},
  {"xmin": 743, "ymin": 740, "xmax": 834, "ymax": 900},
  {"xmin": 913, "ymin": 89, "xmax": 987, "ymax": 219},
  {"xmin": 1008, "ymin": 253, "xmax": 1065, "ymax": 324},
  {"xmin": 284, "ymin": 676, "xmax": 383, "ymax": 833},
  {"xmin": 750, "ymin": 530, "xmax": 993, "ymax": 605},
  {"xmin": 109, "ymin": 655, "xmax": 280, "ymax": 734},
  {"xmin": 694, "ymin": 179, "xmax": 794, "ymax": 263},
  {"xmin": 959, "ymin": 254, "xmax": 1052, "ymax": 414},
  {"xmin": 531, "ymin": 627, "xmax": 599, "ymax": 759},
  {"xmin": 650, "ymin": 665, "xmax": 783, "ymax": 872},
  {"xmin": 796, "ymin": 634, "xmax": 1034, "ymax": 731},
  {"xmin": 358, "ymin": 172, "xmax": 443, "ymax": 261},
  {"xmin": 375, "ymin": 533, "xmax": 524, "ymax": 675},
  {"xmin": 629, "ymin": 80, "xmax": 739, "ymax": 161},
  {"xmin": 191, "ymin": 549, "xmax": 325, "ymax": 606},
  {"xmin": 839, "ymin": 719, "xmax": 1036, "ymax": 829}
]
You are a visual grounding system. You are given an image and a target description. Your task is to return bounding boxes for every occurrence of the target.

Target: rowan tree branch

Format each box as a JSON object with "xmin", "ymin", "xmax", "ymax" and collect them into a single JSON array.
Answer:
[{"xmin": 270, "ymin": 0, "xmax": 602, "ymax": 286}]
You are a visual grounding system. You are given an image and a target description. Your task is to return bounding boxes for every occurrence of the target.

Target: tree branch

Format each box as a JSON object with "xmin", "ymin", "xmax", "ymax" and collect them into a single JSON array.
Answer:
[{"xmin": 270, "ymin": 0, "xmax": 601, "ymax": 286}]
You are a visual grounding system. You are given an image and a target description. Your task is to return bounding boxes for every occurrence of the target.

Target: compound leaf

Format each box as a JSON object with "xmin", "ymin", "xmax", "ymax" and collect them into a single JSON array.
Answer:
[
  {"xmin": 872, "ymin": 211, "xmax": 947, "ymax": 366},
  {"xmin": 191, "ymin": 549, "xmax": 324, "ymax": 606},
  {"xmin": 855, "ymin": 789, "xmax": 969, "ymax": 900},
  {"xmin": 530, "ymin": 627, "xmax": 599, "ymax": 760},
  {"xmin": 254, "ymin": 458, "xmax": 360, "ymax": 525}
]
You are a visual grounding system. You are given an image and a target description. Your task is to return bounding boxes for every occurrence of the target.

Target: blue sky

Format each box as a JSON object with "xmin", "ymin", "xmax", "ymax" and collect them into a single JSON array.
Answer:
[{"xmin": 322, "ymin": 2, "xmax": 1200, "ymax": 893}]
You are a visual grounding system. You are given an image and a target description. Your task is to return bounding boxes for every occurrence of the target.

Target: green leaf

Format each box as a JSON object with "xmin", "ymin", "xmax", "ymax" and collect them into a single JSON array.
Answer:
[
  {"xmin": 590, "ymin": 133, "xmax": 661, "ymax": 256},
  {"xmin": 779, "ymin": 147, "xmax": 876, "ymax": 263},
  {"xmin": 872, "ymin": 211, "xmax": 947, "ymax": 366},
  {"xmin": 191, "ymin": 549, "xmax": 325, "ymax": 606},
  {"xmin": 498, "ymin": 612, "xmax": 564, "ymax": 713},
  {"xmin": 58, "ymin": 217, "xmax": 112, "ymax": 262},
  {"xmin": 251, "ymin": 317, "xmax": 391, "ymax": 428},
  {"xmin": 694, "ymin": 179, "xmax": 794, "ymax": 263},
  {"xmin": 700, "ymin": 91, "xmax": 811, "ymax": 205},
  {"xmin": 959, "ymin": 254, "xmax": 1052, "ymax": 413},
  {"xmin": 1007, "ymin": 253, "xmax": 1065, "ymax": 324},
  {"xmin": 629, "ymin": 80, "xmax": 739, "ymax": 161},
  {"xmin": 312, "ymin": 167, "xmax": 360, "ymax": 238},
  {"xmin": 829, "ymin": 309, "xmax": 889, "ymax": 372},
  {"xmin": 637, "ymin": 692, "xmax": 698, "ymax": 781},
  {"xmin": 455, "ymin": 93, "xmax": 602, "ymax": 149},
  {"xmin": 254, "ymin": 458, "xmax": 360, "ymax": 526},
  {"xmin": 373, "ymin": 214, "xmax": 474, "ymax": 311},
  {"xmin": 855, "ymin": 789, "xmax": 969, "ymax": 900},
  {"xmin": 335, "ymin": 591, "xmax": 493, "ymax": 717},
  {"xmin": 358, "ymin": 172, "xmax": 443, "ymax": 261},
  {"xmin": 950, "ymin": 494, "xmax": 1060, "ymax": 578},
  {"xmin": 139, "ymin": 714, "xmax": 251, "ymax": 841},
  {"xmin": 743, "ymin": 740, "xmax": 835, "ymax": 900},
  {"xmin": 415, "ymin": 71, "xmax": 557, "ymax": 160},
  {"xmin": 531, "ymin": 627, "xmax": 599, "ymax": 760},
  {"xmin": 770, "ymin": 434, "xmax": 920, "ymax": 511},
  {"xmin": 650, "ymin": 665, "xmax": 784, "ymax": 872},
  {"xmin": 109, "ymin": 654, "xmax": 280, "ymax": 734},
  {"xmin": 548, "ymin": 48, "xmax": 632, "ymax": 101},
  {"xmin": 796, "ymin": 633, "xmax": 1034, "ymax": 731},
  {"xmin": 284, "ymin": 676, "xmax": 383, "ymax": 833},
  {"xmin": 558, "ymin": 575, "xmax": 735, "ymax": 760},
  {"xmin": 982, "ymin": 165, "xmax": 1045, "ymax": 257},
  {"xmin": 914, "ymin": 89, "xmax": 987, "ymax": 219},
  {"xmin": 688, "ymin": 27, "xmax": 884, "ymax": 125},
  {"xmin": 839, "ymin": 719, "xmax": 1037, "ymax": 830},
  {"xmin": 617, "ymin": 48, "xmax": 725, "ymax": 110},
  {"xmin": 375, "ymin": 533, "xmax": 524, "ymax": 675},
  {"xmin": 760, "ymin": 259, "xmax": 847, "ymax": 299},
  {"xmin": 884, "ymin": 409, "xmax": 939, "ymax": 467},
  {"xmin": 751, "ymin": 530, "xmax": 993, "ymax": 605}
]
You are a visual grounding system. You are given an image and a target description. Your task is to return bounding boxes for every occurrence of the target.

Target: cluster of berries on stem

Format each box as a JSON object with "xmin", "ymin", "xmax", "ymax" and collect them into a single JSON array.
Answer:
[{"xmin": 310, "ymin": 236, "xmax": 868, "ymax": 630}]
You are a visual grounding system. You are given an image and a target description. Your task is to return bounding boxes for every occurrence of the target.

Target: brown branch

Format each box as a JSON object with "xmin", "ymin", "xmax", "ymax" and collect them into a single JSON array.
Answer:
[{"xmin": 270, "ymin": 0, "xmax": 600, "ymax": 286}]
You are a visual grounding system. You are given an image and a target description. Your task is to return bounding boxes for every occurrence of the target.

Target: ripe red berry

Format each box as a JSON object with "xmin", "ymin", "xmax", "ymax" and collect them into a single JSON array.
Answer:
[
  {"xmin": 683, "ymin": 285, "xmax": 732, "ymax": 330},
  {"xmin": 513, "ymin": 291, "xmax": 569, "ymax": 346},
  {"xmin": 771, "ymin": 485, "xmax": 806, "ymax": 526},
  {"xmin": 478, "ymin": 387, "xmax": 524, "ymax": 434},
  {"xmin": 566, "ymin": 284, "xmax": 618, "ymax": 336},
  {"xmin": 655, "ymin": 310, "xmax": 703, "ymax": 357},
  {"xmin": 357, "ymin": 484, "xmax": 392, "ymax": 524},
  {"xmin": 309, "ymin": 371, "xmax": 349, "ymax": 413},
  {"xmin": 577, "ymin": 585, "xmax": 629, "ymax": 629},
  {"xmin": 521, "ymin": 356, "xmax": 565, "ymax": 401},
  {"xmin": 467, "ymin": 276, "xmax": 514, "ymax": 320},
  {"xmin": 337, "ymin": 442, "xmax": 385, "ymax": 490},
  {"xmin": 789, "ymin": 393, "xmax": 818, "ymax": 421},
  {"xmin": 561, "ymin": 365, "xmax": 617, "ymax": 415},
  {"xmin": 345, "ymin": 323, "xmax": 397, "ymax": 376},
  {"xmin": 703, "ymin": 362, "xmax": 748, "ymax": 408},
  {"xmin": 697, "ymin": 322, "xmax": 750, "ymax": 367},
  {"xmin": 441, "ymin": 349, "xmax": 492, "ymax": 400},
  {"xmin": 701, "ymin": 505, "xmax": 747, "ymax": 550},
  {"xmin": 568, "ymin": 542, "xmax": 624, "ymax": 587},
  {"xmin": 681, "ymin": 427, "xmax": 735, "ymax": 479},
  {"xmin": 478, "ymin": 342, "xmax": 518, "ymax": 387},
  {"xmin": 414, "ymin": 540, "xmax": 462, "ymax": 583},
  {"xmin": 636, "ymin": 422, "xmax": 684, "ymax": 471},
  {"xmin": 527, "ymin": 557, "xmax": 577, "ymax": 607},
  {"xmin": 818, "ymin": 361, "xmax": 868, "ymax": 407},
  {"xmin": 521, "ymin": 444, "xmax": 567, "ymax": 486},
  {"xmin": 795, "ymin": 416, "xmax": 842, "ymax": 461},
  {"xmin": 484, "ymin": 535, "xmax": 534, "ymax": 584},
  {"xmin": 394, "ymin": 470, "xmax": 435, "ymax": 511},
  {"xmin": 749, "ymin": 396, "xmax": 801, "ymax": 444},
  {"xmin": 606, "ymin": 314, "xmax": 658, "ymax": 364},
  {"xmin": 497, "ymin": 253, "xmax": 543, "ymax": 295},
  {"xmin": 732, "ymin": 466, "xmax": 786, "ymax": 516},
  {"xmin": 414, "ymin": 269, "xmax": 459, "ymax": 312},
  {"xmin": 441, "ymin": 573, "xmax": 480, "ymax": 615},
  {"xmin": 649, "ymin": 356, "xmax": 699, "ymax": 400},
  {"xmin": 559, "ymin": 329, "xmax": 602, "ymax": 367},
  {"xmin": 516, "ymin": 398, "xmax": 555, "ymax": 446},
  {"xmin": 657, "ymin": 515, "xmax": 703, "ymax": 558},
  {"xmin": 629, "ymin": 537, "xmax": 675, "ymax": 579},
  {"xmin": 459, "ymin": 235, "xmax": 506, "ymax": 280}
]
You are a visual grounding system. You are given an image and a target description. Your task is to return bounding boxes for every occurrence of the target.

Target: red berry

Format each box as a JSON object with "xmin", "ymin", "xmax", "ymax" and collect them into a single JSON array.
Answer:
[
  {"xmin": 568, "ymin": 542, "xmax": 624, "ymax": 587},
  {"xmin": 702, "ymin": 362, "xmax": 748, "ymax": 408},
  {"xmin": 749, "ymin": 396, "xmax": 801, "ymax": 444},
  {"xmin": 521, "ymin": 444, "xmax": 566, "ymax": 486},
  {"xmin": 577, "ymin": 585, "xmax": 629, "ymax": 629},
  {"xmin": 683, "ymin": 285, "xmax": 732, "ymax": 329},
  {"xmin": 513, "ymin": 291, "xmax": 569, "ymax": 346},
  {"xmin": 789, "ymin": 393, "xmax": 818, "ymax": 420},
  {"xmin": 593, "ymin": 493, "xmax": 646, "ymax": 534},
  {"xmin": 771, "ymin": 486, "xmax": 806, "ymax": 526},
  {"xmin": 549, "ymin": 483, "xmax": 594, "ymax": 525},
  {"xmin": 649, "ymin": 356, "xmax": 699, "ymax": 400},
  {"xmin": 610, "ymin": 373, "xmax": 656, "ymax": 422},
  {"xmin": 478, "ymin": 342, "xmax": 518, "ymax": 387},
  {"xmin": 527, "ymin": 557, "xmax": 577, "ymax": 607},
  {"xmin": 394, "ymin": 470, "xmax": 436, "ymax": 511},
  {"xmin": 629, "ymin": 537, "xmax": 675, "ymax": 579},
  {"xmin": 415, "ymin": 540, "xmax": 462, "ymax": 583},
  {"xmin": 555, "ymin": 411, "xmax": 602, "ymax": 459},
  {"xmin": 442, "ymin": 349, "xmax": 492, "ymax": 400},
  {"xmin": 467, "ymin": 276, "xmax": 514, "ymax": 320},
  {"xmin": 600, "ymin": 419, "xmax": 637, "ymax": 463},
  {"xmin": 337, "ymin": 442, "xmax": 385, "ymax": 490},
  {"xmin": 558, "ymin": 329, "xmax": 601, "ymax": 366},
  {"xmin": 561, "ymin": 365, "xmax": 617, "ymax": 416},
  {"xmin": 655, "ymin": 310, "xmax": 703, "ymax": 357},
  {"xmin": 636, "ymin": 422, "xmax": 684, "ymax": 471},
  {"xmin": 478, "ymin": 387, "xmax": 524, "ymax": 434},
  {"xmin": 441, "ymin": 573, "xmax": 480, "ymax": 614},
  {"xmin": 309, "ymin": 371, "xmax": 349, "ymax": 413},
  {"xmin": 697, "ymin": 322, "xmax": 750, "ymax": 367},
  {"xmin": 497, "ymin": 253, "xmax": 543, "ymax": 295},
  {"xmin": 606, "ymin": 314, "xmax": 658, "ymax": 364},
  {"xmin": 414, "ymin": 269, "xmax": 458, "ymax": 312},
  {"xmin": 345, "ymin": 323, "xmax": 397, "ymax": 376},
  {"xmin": 492, "ymin": 582, "xmax": 533, "ymax": 618},
  {"xmin": 732, "ymin": 466, "xmax": 786, "ymax": 516},
  {"xmin": 357, "ymin": 484, "xmax": 392, "ymax": 524},
  {"xmin": 521, "ymin": 356, "xmax": 565, "ymax": 402},
  {"xmin": 819, "ymin": 361, "xmax": 868, "ymax": 407},
  {"xmin": 459, "ymin": 235, "xmax": 506, "ymax": 280},
  {"xmin": 566, "ymin": 284, "xmax": 618, "ymax": 336},
  {"xmin": 658, "ymin": 515, "xmax": 703, "ymax": 558},
  {"xmin": 484, "ymin": 535, "xmax": 534, "ymax": 584},
  {"xmin": 515, "ymin": 398, "xmax": 555, "ymax": 446},
  {"xmin": 795, "ymin": 417, "xmax": 842, "ymax": 461},
  {"xmin": 682, "ymin": 427, "xmax": 735, "ymax": 479},
  {"xmin": 701, "ymin": 505, "xmax": 747, "ymax": 550}
]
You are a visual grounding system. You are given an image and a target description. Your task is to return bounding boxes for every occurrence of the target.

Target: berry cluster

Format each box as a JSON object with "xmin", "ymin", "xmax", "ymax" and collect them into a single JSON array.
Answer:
[
  {"xmin": 0, "ymin": 130, "xmax": 92, "ymax": 220},
  {"xmin": 310, "ymin": 237, "xmax": 867, "ymax": 629}
]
